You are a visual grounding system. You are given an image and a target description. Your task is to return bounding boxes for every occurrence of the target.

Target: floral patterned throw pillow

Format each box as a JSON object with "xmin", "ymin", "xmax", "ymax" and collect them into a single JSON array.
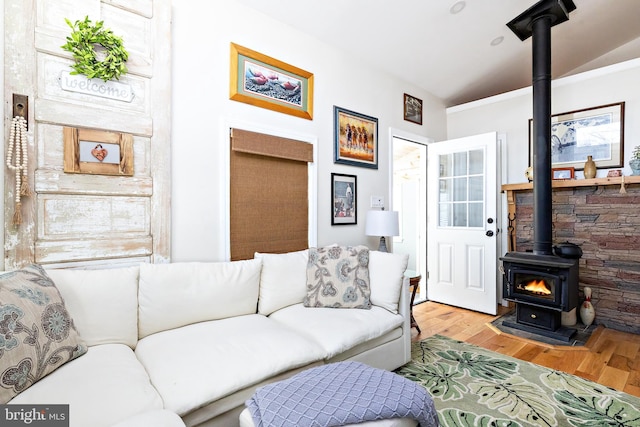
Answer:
[
  {"xmin": 0, "ymin": 264, "xmax": 87, "ymax": 403},
  {"xmin": 304, "ymin": 245, "xmax": 371, "ymax": 309}
]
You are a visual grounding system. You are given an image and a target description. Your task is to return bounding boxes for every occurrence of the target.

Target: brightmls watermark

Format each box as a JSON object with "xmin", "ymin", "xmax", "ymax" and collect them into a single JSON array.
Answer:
[{"xmin": 0, "ymin": 405, "xmax": 69, "ymax": 426}]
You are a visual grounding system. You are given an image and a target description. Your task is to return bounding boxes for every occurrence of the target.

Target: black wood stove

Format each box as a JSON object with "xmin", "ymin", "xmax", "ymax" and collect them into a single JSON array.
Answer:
[
  {"xmin": 500, "ymin": 0, "xmax": 579, "ymax": 342},
  {"xmin": 501, "ymin": 252, "xmax": 579, "ymax": 340}
]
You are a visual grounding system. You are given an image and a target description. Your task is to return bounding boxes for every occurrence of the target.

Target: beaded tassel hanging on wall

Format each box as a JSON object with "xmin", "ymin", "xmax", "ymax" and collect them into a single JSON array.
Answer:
[{"xmin": 6, "ymin": 116, "xmax": 32, "ymax": 225}]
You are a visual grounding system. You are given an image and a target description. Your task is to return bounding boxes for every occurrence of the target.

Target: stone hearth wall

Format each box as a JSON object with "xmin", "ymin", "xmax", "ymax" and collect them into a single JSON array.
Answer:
[{"xmin": 514, "ymin": 183, "xmax": 640, "ymax": 334}]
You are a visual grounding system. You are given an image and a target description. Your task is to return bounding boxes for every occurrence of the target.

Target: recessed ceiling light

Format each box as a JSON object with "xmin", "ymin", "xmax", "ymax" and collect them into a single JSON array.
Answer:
[
  {"xmin": 450, "ymin": 1, "xmax": 466, "ymax": 14},
  {"xmin": 490, "ymin": 36, "xmax": 504, "ymax": 46}
]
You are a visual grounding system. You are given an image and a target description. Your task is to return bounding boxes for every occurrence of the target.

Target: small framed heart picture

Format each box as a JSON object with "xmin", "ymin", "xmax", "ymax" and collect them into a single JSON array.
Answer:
[{"xmin": 63, "ymin": 127, "xmax": 134, "ymax": 176}]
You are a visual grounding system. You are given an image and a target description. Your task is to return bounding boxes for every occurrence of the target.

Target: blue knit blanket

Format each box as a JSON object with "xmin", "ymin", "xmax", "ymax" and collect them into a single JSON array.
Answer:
[{"xmin": 246, "ymin": 361, "xmax": 439, "ymax": 427}]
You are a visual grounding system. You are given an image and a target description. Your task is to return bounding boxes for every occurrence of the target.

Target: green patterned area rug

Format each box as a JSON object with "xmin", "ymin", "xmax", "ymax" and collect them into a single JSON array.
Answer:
[{"xmin": 395, "ymin": 335, "xmax": 640, "ymax": 426}]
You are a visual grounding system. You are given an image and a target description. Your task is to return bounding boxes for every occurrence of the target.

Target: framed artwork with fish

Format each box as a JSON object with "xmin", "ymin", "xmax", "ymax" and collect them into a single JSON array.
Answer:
[{"xmin": 229, "ymin": 43, "xmax": 314, "ymax": 120}]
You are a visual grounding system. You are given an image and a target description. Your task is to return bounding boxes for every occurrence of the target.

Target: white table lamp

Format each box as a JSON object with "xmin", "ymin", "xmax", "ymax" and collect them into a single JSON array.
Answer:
[{"xmin": 365, "ymin": 209, "xmax": 399, "ymax": 252}]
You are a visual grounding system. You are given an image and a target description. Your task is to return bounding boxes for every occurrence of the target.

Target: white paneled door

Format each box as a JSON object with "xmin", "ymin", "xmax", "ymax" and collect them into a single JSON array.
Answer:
[{"xmin": 427, "ymin": 132, "xmax": 498, "ymax": 315}]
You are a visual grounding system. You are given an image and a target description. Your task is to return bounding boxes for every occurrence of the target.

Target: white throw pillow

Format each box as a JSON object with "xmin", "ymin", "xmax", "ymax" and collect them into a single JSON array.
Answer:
[
  {"xmin": 138, "ymin": 259, "xmax": 262, "ymax": 338},
  {"xmin": 255, "ymin": 250, "xmax": 308, "ymax": 315},
  {"xmin": 369, "ymin": 251, "xmax": 409, "ymax": 313},
  {"xmin": 46, "ymin": 266, "xmax": 140, "ymax": 348}
]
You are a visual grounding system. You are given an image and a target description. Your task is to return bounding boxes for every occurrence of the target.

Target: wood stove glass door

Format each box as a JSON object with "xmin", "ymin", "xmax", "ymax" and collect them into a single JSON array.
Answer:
[{"xmin": 427, "ymin": 132, "xmax": 499, "ymax": 315}]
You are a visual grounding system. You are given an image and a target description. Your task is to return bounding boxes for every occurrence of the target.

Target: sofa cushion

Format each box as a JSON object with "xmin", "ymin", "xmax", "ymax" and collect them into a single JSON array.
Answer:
[
  {"xmin": 45, "ymin": 266, "xmax": 139, "ymax": 348},
  {"xmin": 135, "ymin": 314, "xmax": 326, "ymax": 415},
  {"xmin": 0, "ymin": 265, "xmax": 87, "ymax": 403},
  {"xmin": 304, "ymin": 245, "xmax": 371, "ymax": 309},
  {"xmin": 138, "ymin": 259, "xmax": 262, "ymax": 338},
  {"xmin": 369, "ymin": 251, "xmax": 409, "ymax": 314},
  {"xmin": 255, "ymin": 249, "xmax": 308, "ymax": 315},
  {"xmin": 9, "ymin": 344, "xmax": 163, "ymax": 427},
  {"xmin": 269, "ymin": 304, "xmax": 404, "ymax": 359}
]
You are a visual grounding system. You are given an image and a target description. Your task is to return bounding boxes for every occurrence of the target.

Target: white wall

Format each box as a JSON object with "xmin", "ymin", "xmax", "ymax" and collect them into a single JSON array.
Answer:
[
  {"xmin": 446, "ymin": 59, "xmax": 640, "ymax": 184},
  {"xmin": 170, "ymin": 1, "xmax": 447, "ymax": 261}
]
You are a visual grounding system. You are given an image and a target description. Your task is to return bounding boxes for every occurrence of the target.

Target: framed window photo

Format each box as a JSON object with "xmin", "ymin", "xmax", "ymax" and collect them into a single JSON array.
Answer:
[
  {"xmin": 403, "ymin": 93, "xmax": 423, "ymax": 125},
  {"xmin": 331, "ymin": 173, "xmax": 357, "ymax": 225},
  {"xmin": 529, "ymin": 102, "xmax": 624, "ymax": 170},
  {"xmin": 229, "ymin": 43, "xmax": 314, "ymax": 120},
  {"xmin": 334, "ymin": 106, "xmax": 378, "ymax": 169},
  {"xmin": 552, "ymin": 167, "xmax": 575, "ymax": 180}
]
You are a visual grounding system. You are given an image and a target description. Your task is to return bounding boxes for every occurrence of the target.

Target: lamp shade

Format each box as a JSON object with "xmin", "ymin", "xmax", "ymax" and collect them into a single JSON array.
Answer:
[{"xmin": 365, "ymin": 210, "xmax": 399, "ymax": 237}]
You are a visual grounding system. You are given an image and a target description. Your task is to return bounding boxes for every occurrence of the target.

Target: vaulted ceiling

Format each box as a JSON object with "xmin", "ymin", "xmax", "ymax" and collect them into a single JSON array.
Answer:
[{"xmin": 237, "ymin": 0, "xmax": 640, "ymax": 107}]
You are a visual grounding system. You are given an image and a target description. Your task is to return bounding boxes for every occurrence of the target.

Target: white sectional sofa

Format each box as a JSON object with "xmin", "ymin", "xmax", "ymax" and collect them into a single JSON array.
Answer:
[{"xmin": 4, "ymin": 248, "xmax": 411, "ymax": 427}]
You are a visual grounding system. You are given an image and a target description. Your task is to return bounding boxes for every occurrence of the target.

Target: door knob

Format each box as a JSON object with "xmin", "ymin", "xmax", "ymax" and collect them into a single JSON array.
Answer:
[
  {"xmin": 486, "ymin": 230, "xmax": 494, "ymax": 237},
  {"xmin": 487, "ymin": 218, "xmax": 494, "ymax": 224}
]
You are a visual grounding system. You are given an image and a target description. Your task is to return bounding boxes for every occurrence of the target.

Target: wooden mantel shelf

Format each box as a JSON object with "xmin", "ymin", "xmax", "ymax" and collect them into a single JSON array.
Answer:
[
  {"xmin": 501, "ymin": 175, "xmax": 640, "ymax": 252},
  {"xmin": 502, "ymin": 175, "xmax": 640, "ymax": 192}
]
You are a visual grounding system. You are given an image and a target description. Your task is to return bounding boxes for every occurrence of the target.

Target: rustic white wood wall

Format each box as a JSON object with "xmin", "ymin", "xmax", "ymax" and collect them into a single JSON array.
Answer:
[{"xmin": 4, "ymin": 0, "xmax": 171, "ymax": 269}]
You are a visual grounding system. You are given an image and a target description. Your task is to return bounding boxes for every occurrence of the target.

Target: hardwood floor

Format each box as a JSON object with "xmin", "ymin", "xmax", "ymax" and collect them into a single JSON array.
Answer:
[{"xmin": 410, "ymin": 301, "xmax": 640, "ymax": 398}]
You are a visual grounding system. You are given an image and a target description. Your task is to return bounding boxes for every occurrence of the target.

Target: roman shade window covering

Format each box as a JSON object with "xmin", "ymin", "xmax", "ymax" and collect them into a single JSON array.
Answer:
[{"xmin": 230, "ymin": 129, "xmax": 313, "ymax": 261}]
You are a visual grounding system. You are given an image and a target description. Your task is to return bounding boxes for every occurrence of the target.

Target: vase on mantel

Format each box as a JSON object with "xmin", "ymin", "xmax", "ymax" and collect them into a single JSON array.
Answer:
[
  {"xmin": 583, "ymin": 155, "xmax": 597, "ymax": 179},
  {"xmin": 580, "ymin": 286, "xmax": 595, "ymax": 327}
]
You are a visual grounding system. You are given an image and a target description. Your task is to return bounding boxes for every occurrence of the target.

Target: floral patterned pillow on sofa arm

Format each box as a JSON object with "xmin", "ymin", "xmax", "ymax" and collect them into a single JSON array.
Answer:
[
  {"xmin": 304, "ymin": 245, "xmax": 371, "ymax": 309},
  {"xmin": 0, "ymin": 264, "xmax": 87, "ymax": 403}
]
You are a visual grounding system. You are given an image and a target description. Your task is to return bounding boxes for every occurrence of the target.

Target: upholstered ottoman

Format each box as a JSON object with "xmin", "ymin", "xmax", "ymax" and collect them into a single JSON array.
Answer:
[
  {"xmin": 239, "ymin": 408, "xmax": 418, "ymax": 426},
  {"xmin": 241, "ymin": 361, "xmax": 438, "ymax": 427}
]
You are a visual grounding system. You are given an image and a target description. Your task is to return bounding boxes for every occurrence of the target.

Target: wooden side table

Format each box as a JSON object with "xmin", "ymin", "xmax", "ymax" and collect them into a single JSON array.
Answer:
[{"xmin": 405, "ymin": 270, "xmax": 421, "ymax": 334}]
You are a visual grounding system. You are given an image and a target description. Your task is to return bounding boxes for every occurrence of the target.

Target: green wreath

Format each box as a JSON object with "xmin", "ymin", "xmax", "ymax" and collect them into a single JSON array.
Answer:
[{"xmin": 61, "ymin": 16, "xmax": 129, "ymax": 82}]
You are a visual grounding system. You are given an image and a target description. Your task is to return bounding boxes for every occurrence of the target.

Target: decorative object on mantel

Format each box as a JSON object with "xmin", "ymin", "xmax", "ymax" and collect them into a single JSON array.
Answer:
[
  {"xmin": 61, "ymin": 16, "xmax": 129, "ymax": 82},
  {"xmin": 607, "ymin": 169, "xmax": 622, "ymax": 177},
  {"xmin": 579, "ymin": 286, "xmax": 595, "ymax": 329},
  {"xmin": 551, "ymin": 167, "xmax": 574, "ymax": 180},
  {"xmin": 583, "ymin": 155, "xmax": 596, "ymax": 178},
  {"xmin": 524, "ymin": 166, "xmax": 533, "ymax": 182},
  {"xmin": 630, "ymin": 145, "xmax": 640, "ymax": 176},
  {"xmin": 6, "ymin": 116, "xmax": 33, "ymax": 225}
]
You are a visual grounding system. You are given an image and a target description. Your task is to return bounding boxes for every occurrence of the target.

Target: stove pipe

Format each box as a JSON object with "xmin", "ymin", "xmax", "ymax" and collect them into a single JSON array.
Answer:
[{"xmin": 507, "ymin": 0, "xmax": 576, "ymax": 256}]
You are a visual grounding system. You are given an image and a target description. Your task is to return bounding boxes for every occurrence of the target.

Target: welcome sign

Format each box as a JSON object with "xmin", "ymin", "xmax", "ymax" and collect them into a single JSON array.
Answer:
[{"xmin": 59, "ymin": 71, "xmax": 135, "ymax": 102}]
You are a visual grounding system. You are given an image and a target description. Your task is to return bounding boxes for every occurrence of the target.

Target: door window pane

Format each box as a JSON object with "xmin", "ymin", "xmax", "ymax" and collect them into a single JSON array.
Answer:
[
  {"xmin": 439, "ymin": 179, "xmax": 452, "ymax": 202},
  {"xmin": 437, "ymin": 149, "xmax": 485, "ymax": 229},
  {"xmin": 453, "ymin": 204, "xmax": 467, "ymax": 227},
  {"xmin": 439, "ymin": 203, "xmax": 452, "ymax": 227},
  {"xmin": 453, "ymin": 177, "xmax": 467, "ymax": 202},
  {"xmin": 469, "ymin": 149, "xmax": 484, "ymax": 175},
  {"xmin": 439, "ymin": 154, "xmax": 452, "ymax": 177},
  {"xmin": 453, "ymin": 152, "xmax": 467, "ymax": 176},
  {"xmin": 469, "ymin": 176, "xmax": 483, "ymax": 201},
  {"xmin": 469, "ymin": 202, "xmax": 483, "ymax": 227}
]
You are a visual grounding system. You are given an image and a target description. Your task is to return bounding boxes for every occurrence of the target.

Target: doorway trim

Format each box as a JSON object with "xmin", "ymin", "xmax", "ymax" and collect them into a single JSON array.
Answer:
[
  {"xmin": 388, "ymin": 127, "xmax": 432, "ymax": 198},
  {"xmin": 389, "ymin": 128, "xmax": 432, "ymax": 301}
]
